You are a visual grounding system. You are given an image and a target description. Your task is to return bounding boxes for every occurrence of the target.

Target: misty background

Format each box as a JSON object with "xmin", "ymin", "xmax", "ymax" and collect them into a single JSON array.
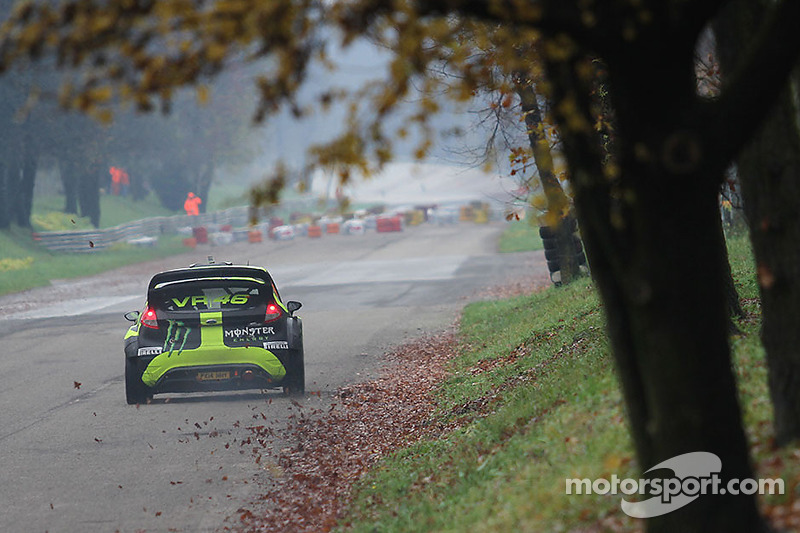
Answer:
[{"xmin": 1, "ymin": 31, "xmax": 521, "ymax": 229}]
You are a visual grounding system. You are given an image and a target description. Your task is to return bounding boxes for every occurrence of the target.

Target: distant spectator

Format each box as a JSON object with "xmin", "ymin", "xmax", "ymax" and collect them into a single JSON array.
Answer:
[
  {"xmin": 110, "ymin": 166, "xmax": 121, "ymax": 195},
  {"xmin": 184, "ymin": 192, "xmax": 202, "ymax": 216},
  {"xmin": 109, "ymin": 166, "xmax": 131, "ymax": 196},
  {"xmin": 119, "ymin": 168, "xmax": 130, "ymax": 197}
]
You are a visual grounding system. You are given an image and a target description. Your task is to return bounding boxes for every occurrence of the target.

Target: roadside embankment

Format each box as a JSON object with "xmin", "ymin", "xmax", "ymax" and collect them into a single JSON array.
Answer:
[{"xmin": 236, "ymin": 231, "xmax": 799, "ymax": 533}]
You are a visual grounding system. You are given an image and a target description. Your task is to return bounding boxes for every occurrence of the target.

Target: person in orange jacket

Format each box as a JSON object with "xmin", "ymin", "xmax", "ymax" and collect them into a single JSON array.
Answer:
[
  {"xmin": 110, "ymin": 167, "xmax": 122, "ymax": 195},
  {"xmin": 184, "ymin": 192, "xmax": 202, "ymax": 216}
]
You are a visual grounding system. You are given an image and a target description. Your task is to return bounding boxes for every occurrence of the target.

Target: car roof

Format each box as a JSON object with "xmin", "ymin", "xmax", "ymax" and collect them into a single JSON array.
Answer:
[{"xmin": 147, "ymin": 264, "xmax": 275, "ymax": 293}]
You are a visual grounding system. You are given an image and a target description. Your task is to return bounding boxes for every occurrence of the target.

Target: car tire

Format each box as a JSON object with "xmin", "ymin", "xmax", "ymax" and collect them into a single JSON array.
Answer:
[
  {"xmin": 282, "ymin": 349, "xmax": 305, "ymax": 397},
  {"xmin": 125, "ymin": 358, "xmax": 152, "ymax": 405}
]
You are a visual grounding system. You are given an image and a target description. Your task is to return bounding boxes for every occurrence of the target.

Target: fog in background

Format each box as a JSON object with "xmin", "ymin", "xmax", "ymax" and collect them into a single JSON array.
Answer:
[{"xmin": 3, "ymin": 28, "xmax": 517, "ymax": 219}]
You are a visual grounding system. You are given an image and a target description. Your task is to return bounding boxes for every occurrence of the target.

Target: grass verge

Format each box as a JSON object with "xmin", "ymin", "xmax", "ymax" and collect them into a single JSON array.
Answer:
[
  {"xmin": 31, "ymin": 193, "xmax": 178, "ymax": 231},
  {"xmin": 2, "ymin": 192, "xmax": 227, "ymax": 297},
  {"xmin": 338, "ymin": 230, "xmax": 800, "ymax": 532},
  {"xmin": 498, "ymin": 219, "xmax": 543, "ymax": 253},
  {"xmin": 0, "ymin": 228, "xmax": 187, "ymax": 296}
]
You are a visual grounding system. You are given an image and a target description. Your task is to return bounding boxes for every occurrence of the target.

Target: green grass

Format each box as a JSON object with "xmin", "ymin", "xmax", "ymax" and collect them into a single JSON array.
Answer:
[
  {"xmin": 1, "ymin": 186, "xmax": 317, "ymax": 297},
  {"xmin": 0, "ymin": 188, "xmax": 262, "ymax": 296},
  {"xmin": 342, "ymin": 281, "xmax": 633, "ymax": 532},
  {"xmin": 498, "ymin": 219, "xmax": 544, "ymax": 253},
  {"xmin": 0, "ymin": 229, "xmax": 189, "ymax": 296},
  {"xmin": 0, "ymin": 193, "xmax": 193, "ymax": 296},
  {"xmin": 206, "ymin": 183, "xmax": 251, "ymax": 211},
  {"xmin": 31, "ymin": 193, "xmax": 178, "ymax": 231},
  {"xmin": 339, "ymin": 230, "xmax": 798, "ymax": 532}
]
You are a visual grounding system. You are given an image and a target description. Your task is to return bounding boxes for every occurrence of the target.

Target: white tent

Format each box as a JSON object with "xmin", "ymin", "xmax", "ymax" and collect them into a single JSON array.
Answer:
[{"xmin": 310, "ymin": 162, "xmax": 516, "ymax": 205}]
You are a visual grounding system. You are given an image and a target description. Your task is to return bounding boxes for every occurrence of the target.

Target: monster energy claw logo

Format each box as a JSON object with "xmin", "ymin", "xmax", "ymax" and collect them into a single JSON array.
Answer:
[{"xmin": 164, "ymin": 320, "xmax": 192, "ymax": 357}]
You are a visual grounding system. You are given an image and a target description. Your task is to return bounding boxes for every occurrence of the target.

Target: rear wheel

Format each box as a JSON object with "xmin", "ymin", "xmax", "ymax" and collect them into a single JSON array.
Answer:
[
  {"xmin": 282, "ymin": 350, "xmax": 305, "ymax": 397},
  {"xmin": 125, "ymin": 358, "xmax": 152, "ymax": 405}
]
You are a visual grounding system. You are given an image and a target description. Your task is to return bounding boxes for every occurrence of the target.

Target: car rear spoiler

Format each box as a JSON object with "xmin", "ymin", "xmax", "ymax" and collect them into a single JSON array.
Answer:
[{"xmin": 147, "ymin": 265, "xmax": 274, "ymax": 293}]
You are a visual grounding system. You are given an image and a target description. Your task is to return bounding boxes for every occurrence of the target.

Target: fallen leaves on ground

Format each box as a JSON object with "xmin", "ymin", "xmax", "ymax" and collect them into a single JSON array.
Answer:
[{"xmin": 236, "ymin": 330, "xmax": 461, "ymax": 532}]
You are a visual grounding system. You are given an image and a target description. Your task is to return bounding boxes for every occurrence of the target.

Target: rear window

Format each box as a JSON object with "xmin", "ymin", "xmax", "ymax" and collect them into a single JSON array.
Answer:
[{"xmin": 151, "ymin": 278, "xmax": 267, "ymax": 312}]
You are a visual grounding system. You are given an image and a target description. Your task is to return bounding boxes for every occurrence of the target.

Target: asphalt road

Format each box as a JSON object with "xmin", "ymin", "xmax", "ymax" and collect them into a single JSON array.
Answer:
[{"xmin": 0, "ymin": 222, "xmax": 546, "ymax": 533}]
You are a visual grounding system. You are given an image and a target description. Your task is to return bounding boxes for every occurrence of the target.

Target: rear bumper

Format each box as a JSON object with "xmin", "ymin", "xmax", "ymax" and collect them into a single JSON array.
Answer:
[
  {"xmin": 138, "ymin": 344, "xmax": 287, "ymax": 387},
  {"xmin": 149, "ymin": 363, "xmax": 280, "ymax": 393}
]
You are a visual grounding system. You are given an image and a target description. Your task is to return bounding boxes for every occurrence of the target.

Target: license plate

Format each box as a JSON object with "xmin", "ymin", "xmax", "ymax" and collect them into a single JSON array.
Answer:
[{"xmin": 197, "ymin": 371, "xmax": 230, "ymax": 381}]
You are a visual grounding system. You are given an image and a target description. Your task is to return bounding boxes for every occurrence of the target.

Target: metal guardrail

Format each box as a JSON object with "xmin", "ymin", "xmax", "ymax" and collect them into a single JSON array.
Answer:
[{"xmin": 32, "ymin": 206, "xmax": 252, "ymax": 253}]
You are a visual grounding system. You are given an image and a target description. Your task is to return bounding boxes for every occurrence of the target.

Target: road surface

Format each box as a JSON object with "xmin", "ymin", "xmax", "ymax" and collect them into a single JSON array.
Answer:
[{"xmin": 0, "ymin": 222, "xmax": 546, "ymax": 533}]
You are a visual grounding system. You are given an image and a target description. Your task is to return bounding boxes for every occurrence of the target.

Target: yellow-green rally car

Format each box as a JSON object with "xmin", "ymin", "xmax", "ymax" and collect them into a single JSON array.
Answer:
[{"xmin": 123, "ymin": 262, "xmax": 304, "ymax": 404}]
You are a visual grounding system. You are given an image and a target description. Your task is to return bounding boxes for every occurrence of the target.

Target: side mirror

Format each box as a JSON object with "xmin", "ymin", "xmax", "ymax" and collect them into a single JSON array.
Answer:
[
  {"xmin": 124, "ymin": 310, "xmax": 140, "ymax": 322},
  {"xmin": 286, "ymin": 301, "xmax": 302, "ymax": 315}
]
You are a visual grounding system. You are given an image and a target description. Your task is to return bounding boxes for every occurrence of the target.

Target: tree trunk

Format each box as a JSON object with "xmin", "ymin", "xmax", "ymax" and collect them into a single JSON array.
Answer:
[
  {"xmin": 4, "ymin": 148, "xmax": 23, "ymax": 226},
  {"xmin": 544, "ymin": 48, "xmax": 767, "ymax": 532},
  {"xmin": 59, "ymin": 158, "xmax": 79, "ymax": 215},
  {"xmin": 0, "ymin": 158, "xmax": 11, "ymax": 229},
  {"xmin": 0, "ymin": 159, "xmax": 8, "ymax": 229},
  {"xmin": 737, "ymin": 89, "xmax": 800, "ymax": 445},
  {"xmin": 716, "ymin": 0, "xmax": 800, "ymax": 446},
  {"xmin": 130, "ymin": 165, "xmax": 147, "ymax": 201},
  {"xmin": 16, "ymin": 137, "xmax": 37, "ymax": 228},
  {"xmin": 195, "ymin": 161, "xmax": 215, "ymax": 215},
  {"xmin": 588, "ymin": 174, "xmax": 763, "ymax": 533},
  {"xmin": 516, "ymin": 79, "xmax": 583, "ymax": 284},
  {"xmin": 78, "ymin": 161, "xmax": 101, "ymax": 228}
]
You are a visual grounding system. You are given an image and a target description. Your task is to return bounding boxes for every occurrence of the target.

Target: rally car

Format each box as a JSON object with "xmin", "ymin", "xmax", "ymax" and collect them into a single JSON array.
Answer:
[{"xmin": 123, "ymin": 261, "xmax": 304, "ymax": 404}]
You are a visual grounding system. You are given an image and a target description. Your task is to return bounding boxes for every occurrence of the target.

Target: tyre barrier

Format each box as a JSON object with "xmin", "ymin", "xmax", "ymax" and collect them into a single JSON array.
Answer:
[
  {"xmin": 31, "ymin": 205, "xmax": 255, "ymax": 253},
  {"xmin": 232, "ymin": 228, "xmax": 250, "ymax": 242},
  {"xmin": 210, "ymin": 232, "xmax": 234, "ymax": 246},
  {"xmin": 538, "ymin": 216, "xmax": 577, "ymax": 240},
  {"xmin": 544, "ymin": 247, "xmax": 559, "ymax": 261},
  {"xmin": 307, "ymin": 225, "xmax": 322, "ymax": 238},
  {"xmin": 473, "ymin": 208, "xmax": 489, "ymax": 224},
  {"xmin": 376, "ymin": 215, "xmax": 403, "ymax": 232},
  {"xmin": 539, "ymin": 225, "xmax": 556, "ymax": 240},
  {"xmin": 539, "ymin": 215, "xmax": 587, "ymax": 284},
  {"xmin": 192, "ymin": 226, "xmax": 209, "ymax": 244},
  {"xmin": 248, "ymin": 229, "xmax": 263, "ymax": 243},
  {"xmin": 406, "ymin": 210, "xmax": 425, "ymax": 226},
  {"xmin": 325, "ymin": 222, "xmax": 340, "ymax": 234}
]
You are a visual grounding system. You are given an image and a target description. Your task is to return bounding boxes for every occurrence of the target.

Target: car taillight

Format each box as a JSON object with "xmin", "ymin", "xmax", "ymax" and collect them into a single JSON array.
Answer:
[
  {"xmin": 142, "ymin": 306, "xmax": 159, "ymax": 329},
  {"xmin": 265, "ymin": 302, "xmax": 282, "ymax": 322}
]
